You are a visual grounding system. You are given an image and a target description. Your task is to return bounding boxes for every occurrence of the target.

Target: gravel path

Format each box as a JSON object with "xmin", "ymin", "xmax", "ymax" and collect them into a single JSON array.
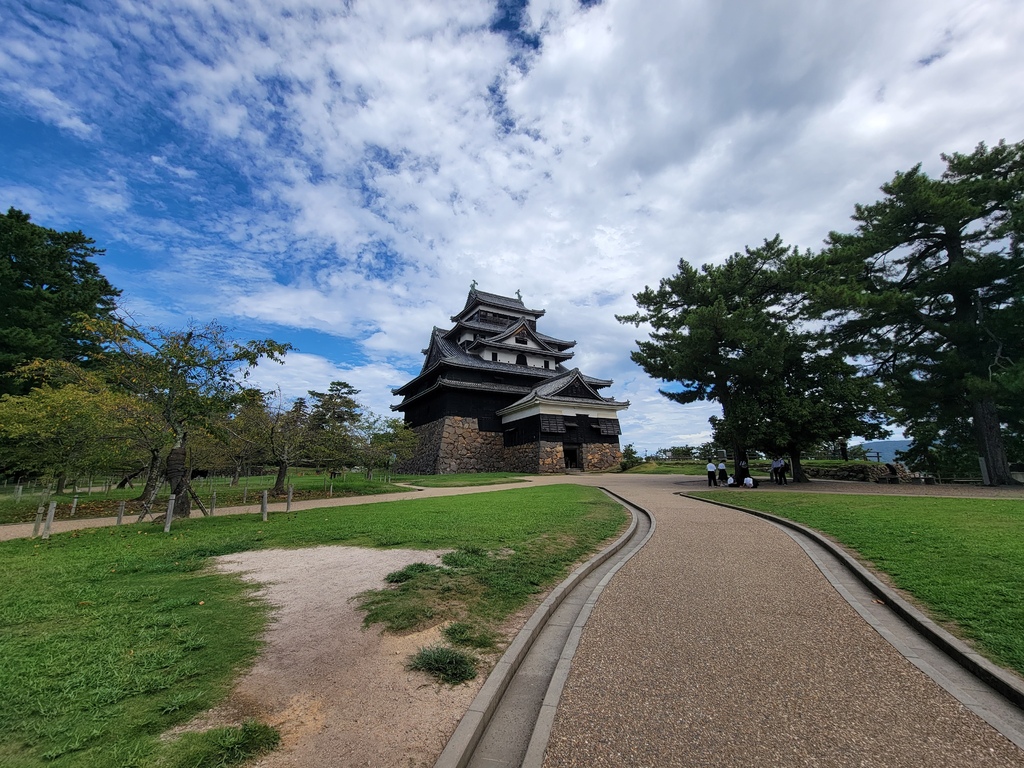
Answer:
[{"xmin": 542, "ymin": 475, "xmax": 1024, "ymax": 767}]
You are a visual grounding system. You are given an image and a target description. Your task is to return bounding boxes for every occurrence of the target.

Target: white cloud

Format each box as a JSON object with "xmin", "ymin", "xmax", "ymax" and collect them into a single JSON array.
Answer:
[{"xmin": 4, "ymin": 0, "xmax": 1024, "ymax": 454}]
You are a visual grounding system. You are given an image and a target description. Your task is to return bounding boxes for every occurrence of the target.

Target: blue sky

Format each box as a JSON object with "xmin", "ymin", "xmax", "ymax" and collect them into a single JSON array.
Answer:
[{"xmin": 3, "ymin": 0, "xmax": 1023, "ymax": 455}]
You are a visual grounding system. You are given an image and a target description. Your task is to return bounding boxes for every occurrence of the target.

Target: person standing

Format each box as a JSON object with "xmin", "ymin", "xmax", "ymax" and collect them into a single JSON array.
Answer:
[
  {"xmin": 717, "ymin": 461, "xmax": 728, "ymax": 485},
  {"xmin": 777, "ymin": 457, "xmax": 789, "ymax": 486},
  {"xmin": 706, "ymin": 461, "xmax": 718, "ymax": 486},
  {"xmin": 771, "ymin": 457, "xmax": 782, "ymax": 484}
]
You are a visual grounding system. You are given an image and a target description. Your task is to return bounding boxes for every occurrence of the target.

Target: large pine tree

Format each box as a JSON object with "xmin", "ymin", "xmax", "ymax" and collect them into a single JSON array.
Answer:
[
  {"xmin": 817, "ymin": 141, "xmax": 1023, "ymax": 485},
  {"xmin": 0, "ymin": 208, "xmax": 120, "ymax": 394}
]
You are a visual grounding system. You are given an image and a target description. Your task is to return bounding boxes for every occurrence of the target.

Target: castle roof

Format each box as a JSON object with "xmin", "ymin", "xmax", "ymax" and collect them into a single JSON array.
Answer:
[
  {"xmin": 496, "ymin": 368, "xmax": 629, "ymax": 416},
  {"xmin": 392, "ymin": 327, "xmax": 609, "ymax": 405},
  {"xmin": 450, "ymin": 287, "xmax": 546, "ymax": 322}
]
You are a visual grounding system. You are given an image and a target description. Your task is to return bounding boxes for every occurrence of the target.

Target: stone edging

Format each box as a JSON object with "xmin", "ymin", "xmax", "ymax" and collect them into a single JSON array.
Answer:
[
  {"xmin": 520, "ymin": 490, "xmax": 657, "ymax": 768},
  {"xmin": 684, "ymin": 493, "xmax": 1024, "ymax": 711},
  {"xmin": 433, "ymin": 490, "xmax": 645, "ymax": 768}
]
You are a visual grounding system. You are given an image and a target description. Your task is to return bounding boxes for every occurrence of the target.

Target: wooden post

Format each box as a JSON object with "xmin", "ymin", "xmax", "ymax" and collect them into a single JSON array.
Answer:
[
  {"xmin": 329, "ymin": 481, "xmax": 333, "ymax": 497},
  {"xmin": 286, "ymin": 485, "xmax": 293, "ymax": 512},
  {"xmin": 41, "ymin": 502, "xmax": 57, "ymax": 539},
  {"xmin": 15, "ymin": 485, "xmax": 23, "ymax": 502},
  {"xmin": 116, "ymin": 500, "xmax": 125, "ymax": 526},
  {"xmin": 261, "ymin": 490, "xmax": 268, "ymax": 522},
  {"xmin": 164, "ymin": 494, "xmax": 175, "ymax": 533},
  {"xmin": 32, "ymin": 504, "xmax": 45, "ymax": 537},
  {"xmin": 70, "ymin": 495, "xmax": 79, "ymax": 516},
  {"xmin": 210, "ymin": 491, "xmax": 216, "ymax": 516}
]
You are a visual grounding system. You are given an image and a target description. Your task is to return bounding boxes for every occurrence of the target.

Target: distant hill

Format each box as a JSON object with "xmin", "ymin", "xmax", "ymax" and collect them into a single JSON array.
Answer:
[{"xmin": 857, "ymin": 440, "xmax": 912, "ymax": 464}]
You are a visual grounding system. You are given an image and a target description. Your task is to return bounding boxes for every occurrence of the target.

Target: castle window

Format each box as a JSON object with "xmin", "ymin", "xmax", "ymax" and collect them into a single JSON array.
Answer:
[
  {"xmin": 540, "ymin": 415, "xmax": 566, "ymax": 433},
  {"xmin": 516, "ymin": 354, "xmax": 527, "ymax": 366},
  {"xmin": 544, "ymin": 360, "xmax": 550, "ymax": 369},
  {"xmin": 515, "ymin": 334, "xmax": 527, "ymax": 344},
  {"xmin": 491, "ymin": 352, "xmax": 498, "ymax": 361}
]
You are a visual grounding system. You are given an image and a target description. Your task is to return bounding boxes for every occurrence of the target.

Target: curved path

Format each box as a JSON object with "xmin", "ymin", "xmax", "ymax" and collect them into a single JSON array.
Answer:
[
  {"xmin": 6, "ymin": 473, "xmax": 1024, "ymax": 767},
  {"xmin": 436, "ymin": 489, "xmax": 654, "ymax": 768},
  {"xmin": 539, "ymin": 475, "xmax": 1024, "ymax": 768}
]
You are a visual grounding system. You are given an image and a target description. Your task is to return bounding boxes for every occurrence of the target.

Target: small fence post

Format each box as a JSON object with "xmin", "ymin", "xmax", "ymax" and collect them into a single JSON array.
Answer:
[
  {"xmin": 32, "ymin": 504, "xmax": 45, "ymax": 537},
  {"xmin": 261, "ymin": 490, "xmax": 268, "ymax": 522},
  {"xmin": 70, "ymin": 495, "xmax": 79, "ymax": 517},
  {"xmin": 164, "ymin": 495, "xmax": 175, "ymax": 533},
  {"xmin": 286, "ymin": 485, "xmax": 293, "ymax": 512},
  {"xmin": 210, "ymin": 491, "xmax": 216, "ymax": 516},
  {"xmin": 41, "ymin": 502, "xmax": 57, "ymax": 539},
  {"xmin": 15, "ymin": 485, "xmax": 23, "ymax": 502},
  {"xmin": 116, "ymin": 500, "xmax": 125, "ymax": 526}
]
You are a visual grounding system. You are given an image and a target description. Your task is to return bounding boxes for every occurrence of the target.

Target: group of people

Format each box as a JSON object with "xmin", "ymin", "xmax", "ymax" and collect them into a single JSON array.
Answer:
[
  {"xmin": 770, "ymin": 456, "xmax": 790, "ymax": 485},
  {"xmin": 704, "ymin": 456, "xmax": 791, "ymax": 488},
  {"xmin": 705, "ymin": 461, "xmax": 757, "ymax": 488}
]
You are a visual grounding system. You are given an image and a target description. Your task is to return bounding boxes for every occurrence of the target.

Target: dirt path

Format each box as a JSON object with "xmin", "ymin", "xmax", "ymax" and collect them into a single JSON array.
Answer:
[
  {"xmin": 185, "ymin": 545, "xmax": 484, "ymax": 768},
  {"xmin": 6, "ymin": 475, "xmax": 1022, "ymax": 765}
]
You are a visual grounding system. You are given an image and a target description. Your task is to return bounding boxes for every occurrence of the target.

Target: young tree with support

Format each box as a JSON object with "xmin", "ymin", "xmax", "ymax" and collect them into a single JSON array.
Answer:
[{"xmin": 95, "ymin": 318, "xmax": 289, "ymax": 517}]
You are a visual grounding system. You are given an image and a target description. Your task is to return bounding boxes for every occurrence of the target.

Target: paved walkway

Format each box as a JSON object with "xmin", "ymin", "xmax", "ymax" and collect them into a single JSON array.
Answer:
[
  {"xmin": 5, "ymin": 473, "xmax": 1024, "ymax": 766},
  {"xmin": 543, "ymin": 474, "xmax": 1024, "ymax": 767}
]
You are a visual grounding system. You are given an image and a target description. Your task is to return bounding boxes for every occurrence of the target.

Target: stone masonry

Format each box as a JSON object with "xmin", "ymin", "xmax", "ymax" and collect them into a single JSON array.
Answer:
[{"xmin": 583, "ymin": 442, "xmax": 623, "ymax": 472}]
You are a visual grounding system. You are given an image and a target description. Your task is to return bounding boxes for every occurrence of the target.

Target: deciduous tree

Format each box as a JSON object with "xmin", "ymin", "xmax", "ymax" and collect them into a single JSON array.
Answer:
[{"xmin": 96, "ymin": 318, "xmax": 288, "ymax": 515}]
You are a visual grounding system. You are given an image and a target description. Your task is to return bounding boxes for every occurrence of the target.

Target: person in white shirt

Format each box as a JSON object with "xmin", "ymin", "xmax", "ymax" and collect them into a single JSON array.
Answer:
[{"xmin": 706, "ymin": 461, "xmax": 718, "ymax": 486}]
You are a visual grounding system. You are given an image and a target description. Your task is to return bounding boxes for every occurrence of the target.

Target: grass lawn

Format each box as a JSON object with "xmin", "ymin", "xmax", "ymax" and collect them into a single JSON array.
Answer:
[
  {"xmin": 0, "ymin": 473, "xmax": 413, "ymax": 526},
  {"xmin": 392, "ymin": 472, "xmax": 529, "ymax": 487},
  {"xmin": 691, "ymin": 491, "xmax": 1024, "ymax": 677},
  {"xmin": 0, "ymin": 484, "xmax": 626, "ymax": 768},
  {"xmin": 625, "ymin": 461, "xmax": 709, "ymax": 475}
]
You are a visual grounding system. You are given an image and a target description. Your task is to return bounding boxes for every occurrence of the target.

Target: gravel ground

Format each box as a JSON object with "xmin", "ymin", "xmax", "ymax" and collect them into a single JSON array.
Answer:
[
  {"xmin": 543, "ymin": 475, "xmax": 1024, "ymax": 767},
  {"xmin": 5, "ymin": 474, "xmax": 1022, "ymax": 765}
]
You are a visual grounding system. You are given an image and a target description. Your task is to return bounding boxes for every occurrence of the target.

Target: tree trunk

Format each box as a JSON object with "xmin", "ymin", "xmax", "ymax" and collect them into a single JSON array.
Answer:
[
  {"xmin": 788, "ymin": 445, "xmax": 810, "ymax": 483},
  {"xmin": 272, "ymin": 460, "xmax": 288, "ymax": 495},
  {"xmin": 55, "ymin": 474, "xmax": 67, "ymax": 494},
  {"xmin": 116, "ymin": 466, "xmax": 145, "ymax": 489},
  {"xmin": 136, "ymin": 448, "xmax": 163, "ymax": 501},
  {"xmin": 732, "ymin": 445, "xmax": 750, "ymax": 482},
  {"xmin": 165, "ymin": 443, "xmax": 192, "ymax": 518},
  {"xmin": 230, "ymin": 462, "xmax": 241, "ymax": 486},
  {"xmin": 972, "ymin": 397, "xmax": 1018, "ymax": 485}
]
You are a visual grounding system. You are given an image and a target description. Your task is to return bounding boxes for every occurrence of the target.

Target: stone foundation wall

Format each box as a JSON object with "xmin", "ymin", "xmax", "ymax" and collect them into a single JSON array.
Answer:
[
  {"xmin": 437, "ymin": 416, "xmax": 505, "ymax": 473},
  {"xmin": 394, "ymin": 417, "xmax": 622, "ymax": 475},
  {"xmin": 504, "ymin": 442, "xmax": 541, "ymax": 473},
  {"xmin": 537, "ymin": 442, "xmax": 565, "ymax": 474},
  {"xmin": 800, "ymin": 462, "xmax": 912, "ymax": 482},
  {"xmin": 583, "ymin": 442, "xmax": 622, "ymax": 472},
  {"xmin": 394, "ymin": 418, "xmax": 445, "ymax": 475}
]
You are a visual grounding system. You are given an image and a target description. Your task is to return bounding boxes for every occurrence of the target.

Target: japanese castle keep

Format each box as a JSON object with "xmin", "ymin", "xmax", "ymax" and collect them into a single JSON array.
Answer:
[{"xmin": 392, "ymin": 287, "xmax": 629, "ymax": 474}]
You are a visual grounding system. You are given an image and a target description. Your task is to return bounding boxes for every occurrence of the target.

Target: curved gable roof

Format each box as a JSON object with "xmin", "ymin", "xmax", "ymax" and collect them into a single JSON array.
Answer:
[{"xmin": 451, "ymin": 287, "xmax": 545, "ymax": 322}]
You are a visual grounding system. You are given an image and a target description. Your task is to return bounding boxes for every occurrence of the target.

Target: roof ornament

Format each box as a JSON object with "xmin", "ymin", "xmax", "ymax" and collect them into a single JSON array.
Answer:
[
  {"xmin": 470, "ymin": 279, "xmax": 478, "ymax": 290},
  {"xmin": 515, "ymin": 289, "xmax": 522, "ymax": 301}
]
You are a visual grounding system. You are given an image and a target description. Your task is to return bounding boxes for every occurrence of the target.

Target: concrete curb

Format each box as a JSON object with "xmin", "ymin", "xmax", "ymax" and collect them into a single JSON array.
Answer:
[
  {"xmin": 433, "ymin": 490, "xmax": 643, "ymax": 768},
  {"xmin": 685, "ymin": 492, "xmax": 1024, "ymax": 711},
  {"xmin": 521, "ymin": 490, "xmax": 657, "ymax": 768}
]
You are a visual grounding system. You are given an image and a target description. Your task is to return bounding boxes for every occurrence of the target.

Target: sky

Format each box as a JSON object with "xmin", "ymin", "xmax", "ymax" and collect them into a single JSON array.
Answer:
[{"xmin": 2, "ymin": 0, "xmax": 1023, "ymax": 456}]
